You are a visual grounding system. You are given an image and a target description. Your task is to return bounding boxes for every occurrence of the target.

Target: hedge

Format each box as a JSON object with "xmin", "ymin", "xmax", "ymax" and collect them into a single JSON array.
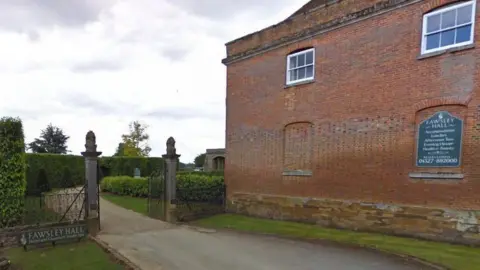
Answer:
[
  {"xmin": 99, "ymin": 157, "xmax": 164, "ymax": 177},
  {"xmin": 100, "ymin": 176, "xmax": 148, "ymax": 197},
  {"xmin": 100, "ymin": 173, "xmax": 225, "ymax": 202},
  {"xmin": 26, "ymin": 154, "xmax": 84, "ymax": 195},
  {"xmin": 0, "ymin": 117, "xmax": 27, "ymax": 226},
  {"xmin": 177, "ymin": 171, "xmax": 224, "ymax": 177},
  {"xmin": 24, "ymin": 155, "xmax": 164, "ymax": 195}
]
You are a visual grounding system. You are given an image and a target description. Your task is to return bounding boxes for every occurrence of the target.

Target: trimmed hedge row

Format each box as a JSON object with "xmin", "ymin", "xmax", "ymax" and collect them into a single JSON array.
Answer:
[
  {"xmin": 26, "ymin": 154, "xmax": 84, "ymax": 195},
  {"xmin": 0, "ymin": 117, "xmax": 27, "ymax": 226},
  {"xmin": 100, "ymin": 157, "xmax": 164, "ymax": 178},
  {"xmin": 177, "ymin": 171, "xmax": 224, "ymax": 177},
  {"xmin": 25, "ymin": 154, "xmax": 164, "ymax": 195},
  {"xmin": 100, "ymin": 173, "xmax": 225, "ymax": 202},
  {"xmin": 100, "ymin": 176, "xmax": 148, "ymax": 197}
]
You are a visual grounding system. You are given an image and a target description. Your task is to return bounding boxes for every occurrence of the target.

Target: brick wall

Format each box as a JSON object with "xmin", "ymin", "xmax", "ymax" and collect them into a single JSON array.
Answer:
[{"xmin": 224, "ymin": 0, "xmax": 480, "ymax": 243}]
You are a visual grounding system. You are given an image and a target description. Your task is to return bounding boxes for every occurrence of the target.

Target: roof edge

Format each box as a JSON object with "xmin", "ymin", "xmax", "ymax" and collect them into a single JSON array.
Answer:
[
  {"xmin": 222, "ymin": 0, "xmax": 422, "ymax": 65},
  {"xmin": 224, "ymin": 1, "xmax": 339, "ymax": 47}
]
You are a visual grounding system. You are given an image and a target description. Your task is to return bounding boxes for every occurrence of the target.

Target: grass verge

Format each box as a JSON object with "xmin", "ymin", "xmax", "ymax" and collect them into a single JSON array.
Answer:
[
  {"xmin": 5, "ymin": 240, "xmax": 124, "ymax": 270},
  {"xmin": 101, "ymin": 193, "xmax": 147, "ymax": 216},
  {"xmin": 193, "ymin": 214, "xmax": 480, "ymax": 270}
]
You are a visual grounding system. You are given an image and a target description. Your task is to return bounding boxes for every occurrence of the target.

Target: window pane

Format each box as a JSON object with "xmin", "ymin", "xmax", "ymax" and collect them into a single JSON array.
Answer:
[
  {"xmin": 298, "ymin": 54, "xmax": 305, "ymax": 66},
  {"xmin": 441, "ymin": 9, "xmax": 456, "ymax": 29},
  {"xmin": 457, "ymin": 4, "xmax": 473, "ymax": 25},
  {"xmin": 298, "ymin": 67, "xmax": 306, "ymax": 80},
  {"xmin": 306, "ymin": 51, "xmax": 313, "ymax": 65},
  {"xmin": 289, "ymin": 56, "xmax": 297, "ymax": 69},
  {"xmin": 427, "ymin": 14, "xmax": 441, "ymax": 33},
  {"xmin": 456, "ymin": 24, "xmax": 472, "ymax": 43},
  {"xmin": 426, "ymin": 33, "xmax": 440, "ymax": 50},
  {"xmin": 440, "ymin": 29, "xmax": 455, "ymax": 46},
  {"xmin": 306, "ymin": 66, "xmax": 313, "ymax": 78},
  {"xmin": 290, "ymin": 70, "xmax": 297, "ymax": 82}
]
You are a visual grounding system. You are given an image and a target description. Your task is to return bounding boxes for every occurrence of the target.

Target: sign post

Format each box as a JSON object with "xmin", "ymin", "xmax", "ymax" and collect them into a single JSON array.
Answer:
[{"xmin": 416, "ymin": 111, "xmax": 463, "ymax": 167}]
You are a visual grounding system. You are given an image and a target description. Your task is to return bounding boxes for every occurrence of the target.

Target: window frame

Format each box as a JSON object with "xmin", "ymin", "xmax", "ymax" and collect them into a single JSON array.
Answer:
[
  {"xmin": 285, "ymin": 48, "xmax": 315, "ymax": 85},
  {"xmin": 421, "ymin": 0, "xmax": 476, "ymax": 55}
]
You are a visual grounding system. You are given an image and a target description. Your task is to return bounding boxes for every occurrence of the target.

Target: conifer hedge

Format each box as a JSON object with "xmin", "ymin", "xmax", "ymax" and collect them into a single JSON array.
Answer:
[{"xmin": 0, "ymin": 117, "xmax": 27, "ymax": 226}]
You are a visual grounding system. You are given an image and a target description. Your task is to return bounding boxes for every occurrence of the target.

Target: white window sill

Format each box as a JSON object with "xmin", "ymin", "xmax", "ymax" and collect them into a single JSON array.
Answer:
[
  {"xmin": 284, "ymin": 79, "xmax": 315, "ymax": 89},
  {"xmin": 417, "ymin": 44, "xmax": 475, "ymax": 60},
  {"xmin": 282, "ymin": 170, "xmax": 312, "ymax": 176},
  {"xmin": 408, "ymin": 172, "xmax": 464, "ymax": 180}
]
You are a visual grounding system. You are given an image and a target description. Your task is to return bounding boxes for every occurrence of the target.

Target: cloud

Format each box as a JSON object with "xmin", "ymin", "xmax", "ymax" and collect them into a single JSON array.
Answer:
[
  {"xmin": 0, "ymin": 0, "xmax": 116, "ymax": 32},
  {"xmin": 165, "ymin": 0, "xmax": 294, "ymax": 20},
  {"xmin": 70, "ymin": 59, "xmax": 124, "ymax": 73},
  {"xmin": 0, "ymin": 0, "xmax": 308, "ymax": 162}
]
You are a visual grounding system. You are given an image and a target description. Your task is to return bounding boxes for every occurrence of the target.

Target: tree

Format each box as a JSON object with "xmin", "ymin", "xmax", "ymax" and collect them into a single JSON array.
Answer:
[
  {"xmin": 194, "ymin": 153, "xmax": 206, "ymax": 168},
  {"xmin": 117, "ymin": 121, "xmax": 152, "ymax": 157},
  {"xmin": 28, "ymin": 124, "xmax": 70, "ymax": 154},
  {"xmin": 113, "ymin": 143, "xmax": 125, "ymax": 156}
]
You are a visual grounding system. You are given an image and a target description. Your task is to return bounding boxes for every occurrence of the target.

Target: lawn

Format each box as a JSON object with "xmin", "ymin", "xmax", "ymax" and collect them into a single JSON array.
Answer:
[
  {"xmin": 101, "ymin": 194, "xmax": 148, "ymax": 216},
  {"xmin": 5, "ymin": 240, "xmax": 124, "ymax": 270},
  {"xmin": 193, "ymin": 214, "xmax": 480, "ymax": 270}
]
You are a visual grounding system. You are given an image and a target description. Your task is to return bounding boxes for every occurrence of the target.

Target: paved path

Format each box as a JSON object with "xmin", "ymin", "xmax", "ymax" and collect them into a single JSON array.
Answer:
[{"xmin": 98, "ymin": 198, "xmax": 424, "ymax": 270}]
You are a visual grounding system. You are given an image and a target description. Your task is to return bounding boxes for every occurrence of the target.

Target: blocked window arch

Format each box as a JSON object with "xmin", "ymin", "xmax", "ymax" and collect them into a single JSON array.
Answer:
[
  {"xmin": 413, "ymin": 104, "xmax": 467, "ymax": 171},
  {"xmin": 283, "ymin": 122, "xmax": 313, "ymax": 171}
]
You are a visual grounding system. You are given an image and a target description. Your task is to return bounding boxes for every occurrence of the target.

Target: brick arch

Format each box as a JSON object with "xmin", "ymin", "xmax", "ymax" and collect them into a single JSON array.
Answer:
[
  {"xmin": 212, "ymin": 155, "xmax": 225, "ymax": 161},
  {"xmin": 288, "ymin": 46, "xmax": 314, "ymax": 55},
  {"xmin": 421, "ymin": 0, "xmax": 471, "ymax": 13},
  {"xmin": 283, "ymin": 121, "xmax": 313, "ymax": 129},
  {"xmin": 413, "ymin": 95, "xmax": 472, "ymax": 112}
]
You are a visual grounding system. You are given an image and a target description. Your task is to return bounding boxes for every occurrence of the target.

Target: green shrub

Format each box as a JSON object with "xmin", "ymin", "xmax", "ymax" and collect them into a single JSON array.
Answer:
[
  {"xmin": 177, "ymin": 171, "xmax": 224, "ymax": 177},
  {"xmin": 100, "ymin": 176, "xmax": 148, "ymax": 197},
  {"xmin": 61, "ymin": 167, "xmax": 74, "ymax": 188},
  {"xmin": 35, "ymin": 168, "xmax": 50, "ymax": 194},
  {"xmin": 177, "ymin": 173, "xmax": 224, "ymax": 202},
  {"xmin": 100, "ymin": 173, "xmax": 225, "ymax": 202},
  {"xmin": 0, "ymin": 117, "xmax": 27, "ymax": 226},
  {"xmin": 25, "ymin": 154, "xmax": 84, "ymax": 195}
]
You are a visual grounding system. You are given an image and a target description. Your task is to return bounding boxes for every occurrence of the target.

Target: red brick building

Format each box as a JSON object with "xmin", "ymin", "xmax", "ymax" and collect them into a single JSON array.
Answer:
[{"xmin": 222, "ymin": 0, "xmax": 480, "ymax": 244}]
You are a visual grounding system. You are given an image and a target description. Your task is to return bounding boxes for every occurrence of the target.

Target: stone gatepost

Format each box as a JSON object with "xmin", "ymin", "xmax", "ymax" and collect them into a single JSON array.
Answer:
[
  {"xmin": 162, "ymin": 137, "xmax": 180, "ymax": 223},
  {"xmin": 81, "ymin": 131, "xmax": 102, "ymax": 236}
]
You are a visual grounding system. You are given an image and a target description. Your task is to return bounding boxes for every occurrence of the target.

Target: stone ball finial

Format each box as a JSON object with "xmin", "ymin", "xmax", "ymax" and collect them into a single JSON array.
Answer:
[{"xmin": 85, "ymin": 130, "xmax": 97, "ymax": 152}]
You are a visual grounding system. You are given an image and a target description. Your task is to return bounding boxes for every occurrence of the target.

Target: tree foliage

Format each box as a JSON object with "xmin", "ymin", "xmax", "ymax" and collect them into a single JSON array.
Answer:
[
  {"xmin": 28, "ymin": 124, "xmax": 70, "ymax": 154},
  {"xmin": 116, "ymin": 121, "xmax": 152, "ymax": 157},
  {"xmin": 113, "ymin": 143, "xmax": 125, "ymax": 157},
  {"xmin": 194, "ymin": 153, "xmax": 206, "ymax": 168}
]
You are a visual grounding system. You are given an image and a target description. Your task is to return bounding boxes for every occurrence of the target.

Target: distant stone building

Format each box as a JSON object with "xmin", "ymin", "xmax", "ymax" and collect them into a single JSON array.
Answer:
[
  {"xmin": 203, "ymin": 149, "xmax": 225, "ymax": 172},
  {"xmin": 222, "ymin": 0, "xmax": 480, "ymax": 245}
]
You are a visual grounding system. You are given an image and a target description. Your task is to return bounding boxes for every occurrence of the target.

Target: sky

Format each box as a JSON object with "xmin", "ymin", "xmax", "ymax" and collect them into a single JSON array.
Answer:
[{"xmin": 0, "ymin": 0, "xmax": 308, "ymax": 163}]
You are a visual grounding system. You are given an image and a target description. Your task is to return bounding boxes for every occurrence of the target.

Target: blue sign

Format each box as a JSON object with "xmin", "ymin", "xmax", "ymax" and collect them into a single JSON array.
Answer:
[{"xmin": 416, "ymin": 111, "xmax": 463, "ymax": 167}]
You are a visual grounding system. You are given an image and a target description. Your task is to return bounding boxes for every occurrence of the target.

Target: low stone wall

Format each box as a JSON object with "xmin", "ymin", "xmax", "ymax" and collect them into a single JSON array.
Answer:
[
  {"xmin": 227, "ymin": 192, "xmax": 480, "ymax": 245},
  {"xmin": 44, "ymin": 187, "xmax": 86, "ymax": 222}
]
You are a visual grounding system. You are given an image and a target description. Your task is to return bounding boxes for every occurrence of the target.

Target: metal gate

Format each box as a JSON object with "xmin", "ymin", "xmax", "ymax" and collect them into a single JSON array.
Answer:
[
  {"xmin": 0, "ymin": 172, "xmax": 91, "ymax": 247},
  {"xmin": 147, "ymin": 167, "xmax": 167, "ymax": 220}
]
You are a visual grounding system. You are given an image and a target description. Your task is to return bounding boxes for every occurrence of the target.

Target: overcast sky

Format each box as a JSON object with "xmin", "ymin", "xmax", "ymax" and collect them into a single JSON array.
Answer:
[{"xmin": 0, "ymin": 0, "xmax": 307, "ymax": 163}]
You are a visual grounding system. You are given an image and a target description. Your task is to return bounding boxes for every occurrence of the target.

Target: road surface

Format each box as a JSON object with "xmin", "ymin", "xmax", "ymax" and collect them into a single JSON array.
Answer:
[{"xmin": 98, "ymin": 198, "xmax": 425, "ymax": 270}]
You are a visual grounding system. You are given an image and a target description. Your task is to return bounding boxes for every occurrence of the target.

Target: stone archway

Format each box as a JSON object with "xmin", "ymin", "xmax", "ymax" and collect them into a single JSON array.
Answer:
[
  {"xmin": 212, "ymin": 156, "xmax": 225, "ymax": 171},
  {"xmin": 203, "ymin": 148, "xmax": 225, "ymax": 172}
]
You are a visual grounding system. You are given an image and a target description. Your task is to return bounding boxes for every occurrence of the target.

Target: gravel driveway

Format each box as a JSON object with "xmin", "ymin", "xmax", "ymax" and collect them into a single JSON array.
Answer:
[{"xmin": 98, "ymin": 198, "xmax": 425, "ymax": 270}]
